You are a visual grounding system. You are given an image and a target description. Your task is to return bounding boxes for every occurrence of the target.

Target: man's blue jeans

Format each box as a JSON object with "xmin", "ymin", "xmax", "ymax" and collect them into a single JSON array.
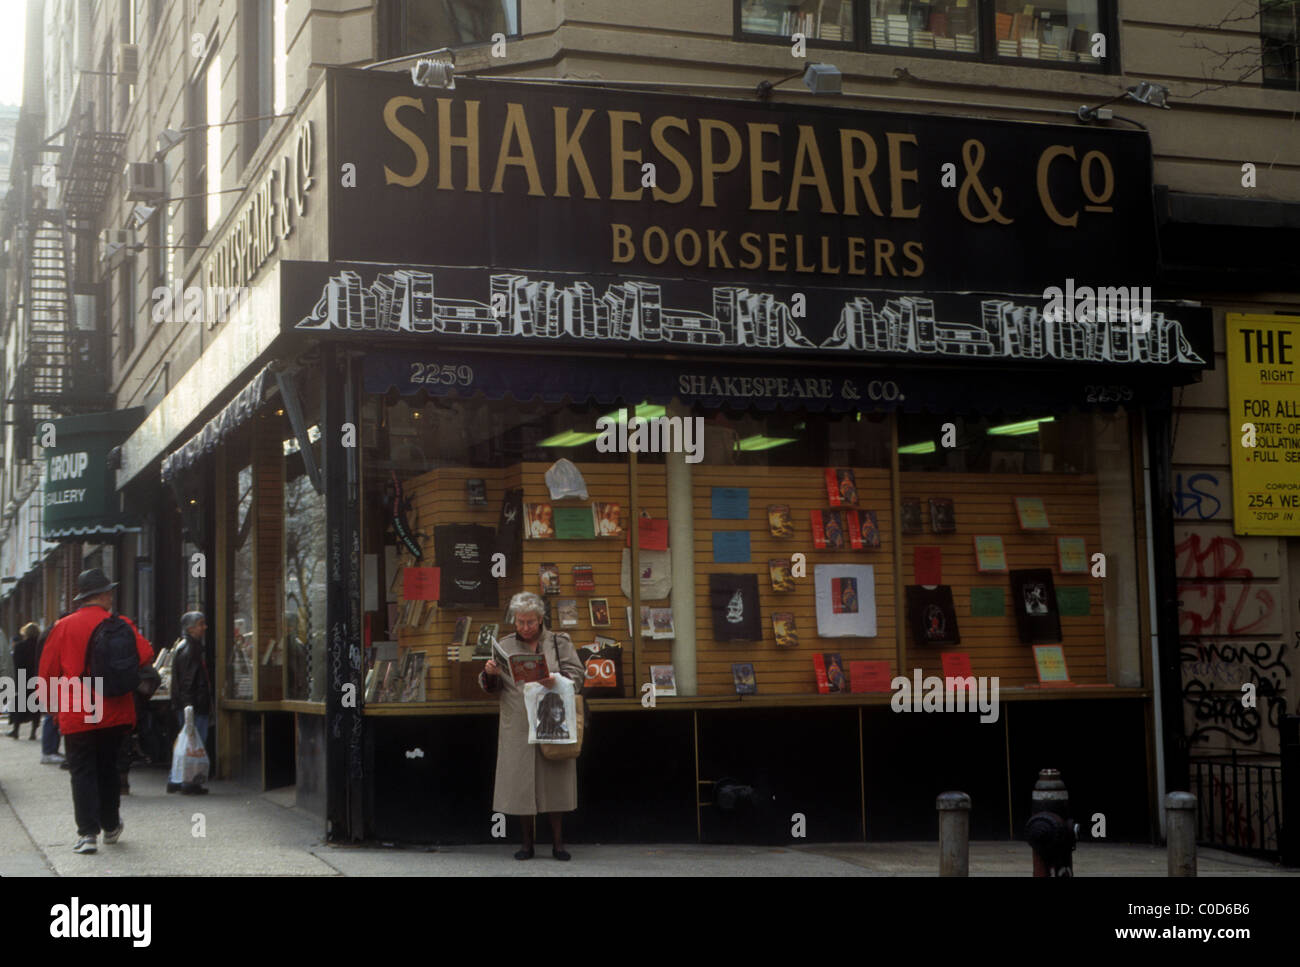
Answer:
[{"xmin": 41, "ymin": 713, "xmax": 60, "ymax": 756}]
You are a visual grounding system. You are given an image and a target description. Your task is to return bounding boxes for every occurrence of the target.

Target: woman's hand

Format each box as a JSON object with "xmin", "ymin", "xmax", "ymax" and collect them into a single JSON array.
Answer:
[
  {"xmin": 539, "ymin": 674, "xmax": 556, "ymax": 687},
  {"xmin": 484, "ymin": 659, "xmax": 500, "ymax": 677}
]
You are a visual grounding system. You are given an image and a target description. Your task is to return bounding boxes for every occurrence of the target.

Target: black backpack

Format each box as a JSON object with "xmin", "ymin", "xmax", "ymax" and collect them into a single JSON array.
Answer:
[{"xmin": 83, "ymin": 615, "xmax": 141, "ymax": 698}]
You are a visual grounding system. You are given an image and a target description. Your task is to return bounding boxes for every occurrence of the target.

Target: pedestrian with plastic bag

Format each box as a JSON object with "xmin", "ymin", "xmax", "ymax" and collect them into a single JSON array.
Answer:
[
  {"xmin": 170, "ymin": 705, "xmax": 210, "ymax": 795},
  {"xmin": 479, "ymin": 592, "xmax": 584, "ymax": 861},
  {"xmin": 168, "ymin": 612, "xmax": 212, "ymax": 793}
]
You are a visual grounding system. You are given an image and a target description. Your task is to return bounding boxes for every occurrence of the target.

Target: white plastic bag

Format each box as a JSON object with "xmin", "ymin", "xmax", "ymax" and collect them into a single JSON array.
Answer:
[
  {"xmin": 170, "ymin": 705, "xmax": 210, "ymax": 785},
  {"xmin": 523, "ymin": 676, "xmax": 577, "ymax": 745}
]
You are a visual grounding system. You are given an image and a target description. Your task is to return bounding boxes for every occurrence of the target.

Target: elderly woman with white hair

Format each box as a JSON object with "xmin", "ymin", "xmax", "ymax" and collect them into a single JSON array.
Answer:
[{"xmin": 480, "ymin": 591, "xmax": 584, "ymax": 861}]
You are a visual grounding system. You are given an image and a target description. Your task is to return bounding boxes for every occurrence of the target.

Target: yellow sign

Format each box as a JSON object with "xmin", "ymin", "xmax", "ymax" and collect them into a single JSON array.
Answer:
[{"xmin": 1226, "ymin": 313, "xmax": 1300, "ymax": 536}]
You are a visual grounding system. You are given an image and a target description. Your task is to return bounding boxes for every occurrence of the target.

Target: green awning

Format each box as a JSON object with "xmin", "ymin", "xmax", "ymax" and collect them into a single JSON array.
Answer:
[{"xmin": 44, "ymin": 408, "xmax": 145, "ymax": 539}]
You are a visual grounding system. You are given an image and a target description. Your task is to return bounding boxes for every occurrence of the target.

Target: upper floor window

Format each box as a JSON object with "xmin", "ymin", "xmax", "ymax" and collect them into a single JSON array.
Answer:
[
  {"xmin": 242, "ymin": 0, "xmax": 289, "ymax": 167},
  {"xmin": 383, "ymin": 0, "xmax": 520, "ymax": 58},
  {"xmin": 738, "ymin": 0, "xmax": 1114, "ymax": 72},
  {"xmin": 1262, "ymin": 0, "xmax": 1299, "ymax": 86}
]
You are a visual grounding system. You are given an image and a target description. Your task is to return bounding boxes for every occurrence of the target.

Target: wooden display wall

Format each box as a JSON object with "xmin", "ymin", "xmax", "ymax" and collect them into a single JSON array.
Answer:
[
  {"xmin": 391, "ymin": 461, "xmax": 656, "ymax": 702},
  {"xmin": 693, "ymin": 465, "xmax": 897, "ymax": 697},
  {"xmin": 388, "ymin": 463, "xmax": 1106, "ymax": 702},
  {"xmin": 901, "ymin": 471, "xmax": 1106, "ymax": 686}
]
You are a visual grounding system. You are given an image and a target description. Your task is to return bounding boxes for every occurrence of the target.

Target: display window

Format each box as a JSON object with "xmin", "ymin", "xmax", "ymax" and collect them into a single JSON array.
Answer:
[
  {"xmin": 359, "ymin": 385, "xmax": 1142, "ymax": 706},
  {"xmin": 283, "ymin": 425, "xmax": 326, "ymax": 703}
]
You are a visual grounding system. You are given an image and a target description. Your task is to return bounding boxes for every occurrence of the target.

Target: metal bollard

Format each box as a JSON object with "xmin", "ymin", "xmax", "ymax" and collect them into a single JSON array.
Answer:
[
  {"xmin": 1166, "ymin": 791, "xmax": 1197, "ymax": 877},
  {"xmin": 937, "ymin": 791, "xmax": 971, "ymax": 876}
]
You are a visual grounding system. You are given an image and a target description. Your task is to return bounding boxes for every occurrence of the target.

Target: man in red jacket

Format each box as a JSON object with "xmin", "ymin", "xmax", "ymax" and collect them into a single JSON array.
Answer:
[{"xmin": 38, "ymin": 568, "xmax": 154, "ymax": 855}]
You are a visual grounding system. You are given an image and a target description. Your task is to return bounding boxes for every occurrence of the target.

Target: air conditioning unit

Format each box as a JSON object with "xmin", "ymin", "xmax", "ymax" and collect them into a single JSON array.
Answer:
[
  {"xmin": 117, "ymin": 43, "xmax": 140, "ymax": 87},
  {"xmin": 125, "ymin": 161, "xmax": 164, "ymax": 201},
  {"xmin": 100, "ymin": 229, "xmax": 132, "ymax": 267}
]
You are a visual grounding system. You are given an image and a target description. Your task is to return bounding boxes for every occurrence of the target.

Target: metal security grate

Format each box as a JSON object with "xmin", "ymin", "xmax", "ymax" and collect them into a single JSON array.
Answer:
[{"xmin": 1192, "ymin": 752, "xmax": 1282, "ymax": 860}]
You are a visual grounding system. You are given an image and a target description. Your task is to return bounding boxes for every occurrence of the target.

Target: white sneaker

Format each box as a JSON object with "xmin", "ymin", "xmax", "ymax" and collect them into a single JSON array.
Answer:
[
  {"xmin": 103, "ymin": 822, "xmax": 124, "ymax": 844},
  {"xmin": 72, "ymin": 834, "xmax": 98, "ymax": 854},
  {"xmin": 40, "ymin": 753, "xmax": 65, "ymax": 765}
]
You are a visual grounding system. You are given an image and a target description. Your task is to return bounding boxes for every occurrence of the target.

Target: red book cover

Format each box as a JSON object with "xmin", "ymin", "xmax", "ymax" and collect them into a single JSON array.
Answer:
[
  {"xmin": 572, "ymin": 564, "xmax": 595, "ymax": 592},
  {"xmin": 845, "ymin": 510, "xmax": 864, "ymax": 550},
  {"xmin": 811, "ymin": 510, "xmax": 827, "ymax": 549},
  {"xmin": 626, "ymin": 517, "xmax": 669, "ymax": 551},
  {"xmin": 401, "ymin": 566, "xmax": 441, "ymax": 601},
  {"xmin": 851, "ymin": 660, "xmax": 893, "ymax": 693},
  {"xmin": 824, "ymin": 468, "xmax": 842, "ymax": 506},
  {"xmin": 914, "ymin": 546, "xmax": 942, "ymax": 585},
  {"xmin": 941, "ymin": 652, "xmax": 974, "ymax": 682},
  {"xmin": 813, "ymin": 653, "xmax": 830, "ymax": 694}
]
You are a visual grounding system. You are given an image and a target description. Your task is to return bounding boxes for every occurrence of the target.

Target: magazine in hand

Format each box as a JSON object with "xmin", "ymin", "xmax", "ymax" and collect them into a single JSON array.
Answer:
[{"xmin": 509, "ymin": 652, "xmax": 551, "ymax": 684}]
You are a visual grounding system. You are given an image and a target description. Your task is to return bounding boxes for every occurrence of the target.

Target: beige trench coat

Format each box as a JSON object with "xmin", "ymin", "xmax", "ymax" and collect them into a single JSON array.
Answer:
[{"xmin": 479, "ymin": 629, "xmax": 585, "ymax": 816}]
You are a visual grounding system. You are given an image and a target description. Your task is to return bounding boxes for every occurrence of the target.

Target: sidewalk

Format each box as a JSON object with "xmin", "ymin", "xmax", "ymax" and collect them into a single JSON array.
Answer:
[{"xmin": 1, "ymin": 725, "xmax": 1295, "ymax": 876}]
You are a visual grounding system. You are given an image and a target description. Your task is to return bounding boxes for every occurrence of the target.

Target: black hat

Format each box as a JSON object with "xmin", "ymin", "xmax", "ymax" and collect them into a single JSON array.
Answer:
[{"xmin": 72, "ymin": 568, "xmax": 118, "ymax": 603}]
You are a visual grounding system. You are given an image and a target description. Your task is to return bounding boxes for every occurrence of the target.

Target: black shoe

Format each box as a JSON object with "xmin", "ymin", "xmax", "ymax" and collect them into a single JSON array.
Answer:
[
  {"xmin": 181, "ymin": 784, "xmax": 209, "ymax": 795},
  {"xmin": 166, "ymin": 782, "xmax": 182, "ymax": 794},
  {"xmin": 552, "ymin": 848, "xmax": 571, "ymax": 861},
  {"xmin": 514, "ymin": 847, "xmax": 535, "ymax": 860},
  {"xmin": 59, "ymin": 760, "xmax": 70, "ymax": 770},
  {"xmin": 6, "ymin": 727, "xmax": 17, "ymax": 739}
]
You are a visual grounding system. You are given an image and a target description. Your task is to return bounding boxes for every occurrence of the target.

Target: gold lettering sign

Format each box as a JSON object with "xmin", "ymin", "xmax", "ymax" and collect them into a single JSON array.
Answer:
[{"xmin": 204, "ymin": 121, "xmax": 315, "ymax": 328}]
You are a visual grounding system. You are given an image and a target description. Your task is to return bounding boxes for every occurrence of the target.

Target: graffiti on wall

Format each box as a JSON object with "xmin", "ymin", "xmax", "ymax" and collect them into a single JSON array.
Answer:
[
  {"xmin": 1173, "ymin": 470, "xmax": 1229, "ymax": 522},
  {"xmin": 1176, "ymin": 529, "xmax": 1282, "ymax": 638},
  {"xmin": 1180, "ymin": 639, "xmax": 1291, "ymax": 753}
]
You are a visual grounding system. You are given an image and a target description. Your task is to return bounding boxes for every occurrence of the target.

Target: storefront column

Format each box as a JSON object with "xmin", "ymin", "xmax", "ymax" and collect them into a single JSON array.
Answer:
[
  {"xmin": 1146, "ymin": 405, "xmax": 1189, "ymax": 795},
  {"xmin": 323, "ymin": 345, "xmax": 365, "ymax": 840},
  {"xmin": 666, "ymin": 400, "xmax": 697, "ymax": 697}
]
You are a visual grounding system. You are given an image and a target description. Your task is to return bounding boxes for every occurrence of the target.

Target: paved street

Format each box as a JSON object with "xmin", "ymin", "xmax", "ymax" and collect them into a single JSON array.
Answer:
[{"xmin": 0, "ymin": 728, "xmax": 1295, "ymax": 876}]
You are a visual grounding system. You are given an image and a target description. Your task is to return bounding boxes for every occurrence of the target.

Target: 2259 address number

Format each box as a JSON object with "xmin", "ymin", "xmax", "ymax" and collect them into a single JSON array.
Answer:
[
  {"xmin": 409, "ymin": 363, "xmax": 474, "ymax": 386},
  {"xmin": 1084, "ymin": 385, "xmax": 1134, "ymax": 403}
]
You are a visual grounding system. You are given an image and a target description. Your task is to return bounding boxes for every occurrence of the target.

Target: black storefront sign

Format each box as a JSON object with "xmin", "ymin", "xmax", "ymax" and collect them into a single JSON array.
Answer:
[
  {"xmin": 330, "ymin": 70, "xmax": 1161, "ymax": 298},
  {"xmin": 354, "ymin": 344, "xmax": 1195, "ymax": 417}
]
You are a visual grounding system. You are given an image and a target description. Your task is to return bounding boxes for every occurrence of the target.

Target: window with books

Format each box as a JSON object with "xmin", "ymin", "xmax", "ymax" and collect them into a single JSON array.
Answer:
[
  {"xmin": 740, "ymin": 0, "xmax": 857, "ymax": 44},
  {"xmin": 869, "ymin": 0, "xmax": 980, "ymax": 53},
  {"xmin": 740, "ymin": 0, "xmax": 1112, "ymax": 70},
  {"xmin": 361, "ymin": 384, "xmax": 1138, "ymax": 703},
  {"xmin": 361, "ymin": 395, "xmax": 630, "ymax": 706},
  {"xmin": 989, "ymin": 0, "xmax": 1103, "ymax": 65},
  {"xmin": 1262, "ymin": 0, "xmax": 1299, "ymax": 87}
]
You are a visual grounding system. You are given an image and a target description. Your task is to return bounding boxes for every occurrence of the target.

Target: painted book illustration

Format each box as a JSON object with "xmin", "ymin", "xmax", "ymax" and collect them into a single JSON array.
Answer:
[
  {"xmin": 767, "ymin": 503, "xmax": 795, "ymax": 538},
  {"xmin": 732, "ymin": 662, "xmax": 758, "ymax": 695},
  {"xmin": 772, "ymin": 612, "xmax": 799, "ymax": 649}
]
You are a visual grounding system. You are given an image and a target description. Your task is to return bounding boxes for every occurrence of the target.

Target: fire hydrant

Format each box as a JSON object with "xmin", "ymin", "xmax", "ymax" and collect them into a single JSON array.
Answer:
[{"xmin": 1025, "ymin": 768, "xmax": 1077, "ymax": 877}]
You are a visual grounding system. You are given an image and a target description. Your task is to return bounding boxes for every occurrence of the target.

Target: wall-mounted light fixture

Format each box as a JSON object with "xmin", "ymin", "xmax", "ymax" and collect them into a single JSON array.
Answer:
[
  {"xmin": 757, "ymin": 63, "xmax": 842, "ymax": 101},
  {"xmin": 1077, "ymin": 81, "xmax": 1171, "ymax": 123}
]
